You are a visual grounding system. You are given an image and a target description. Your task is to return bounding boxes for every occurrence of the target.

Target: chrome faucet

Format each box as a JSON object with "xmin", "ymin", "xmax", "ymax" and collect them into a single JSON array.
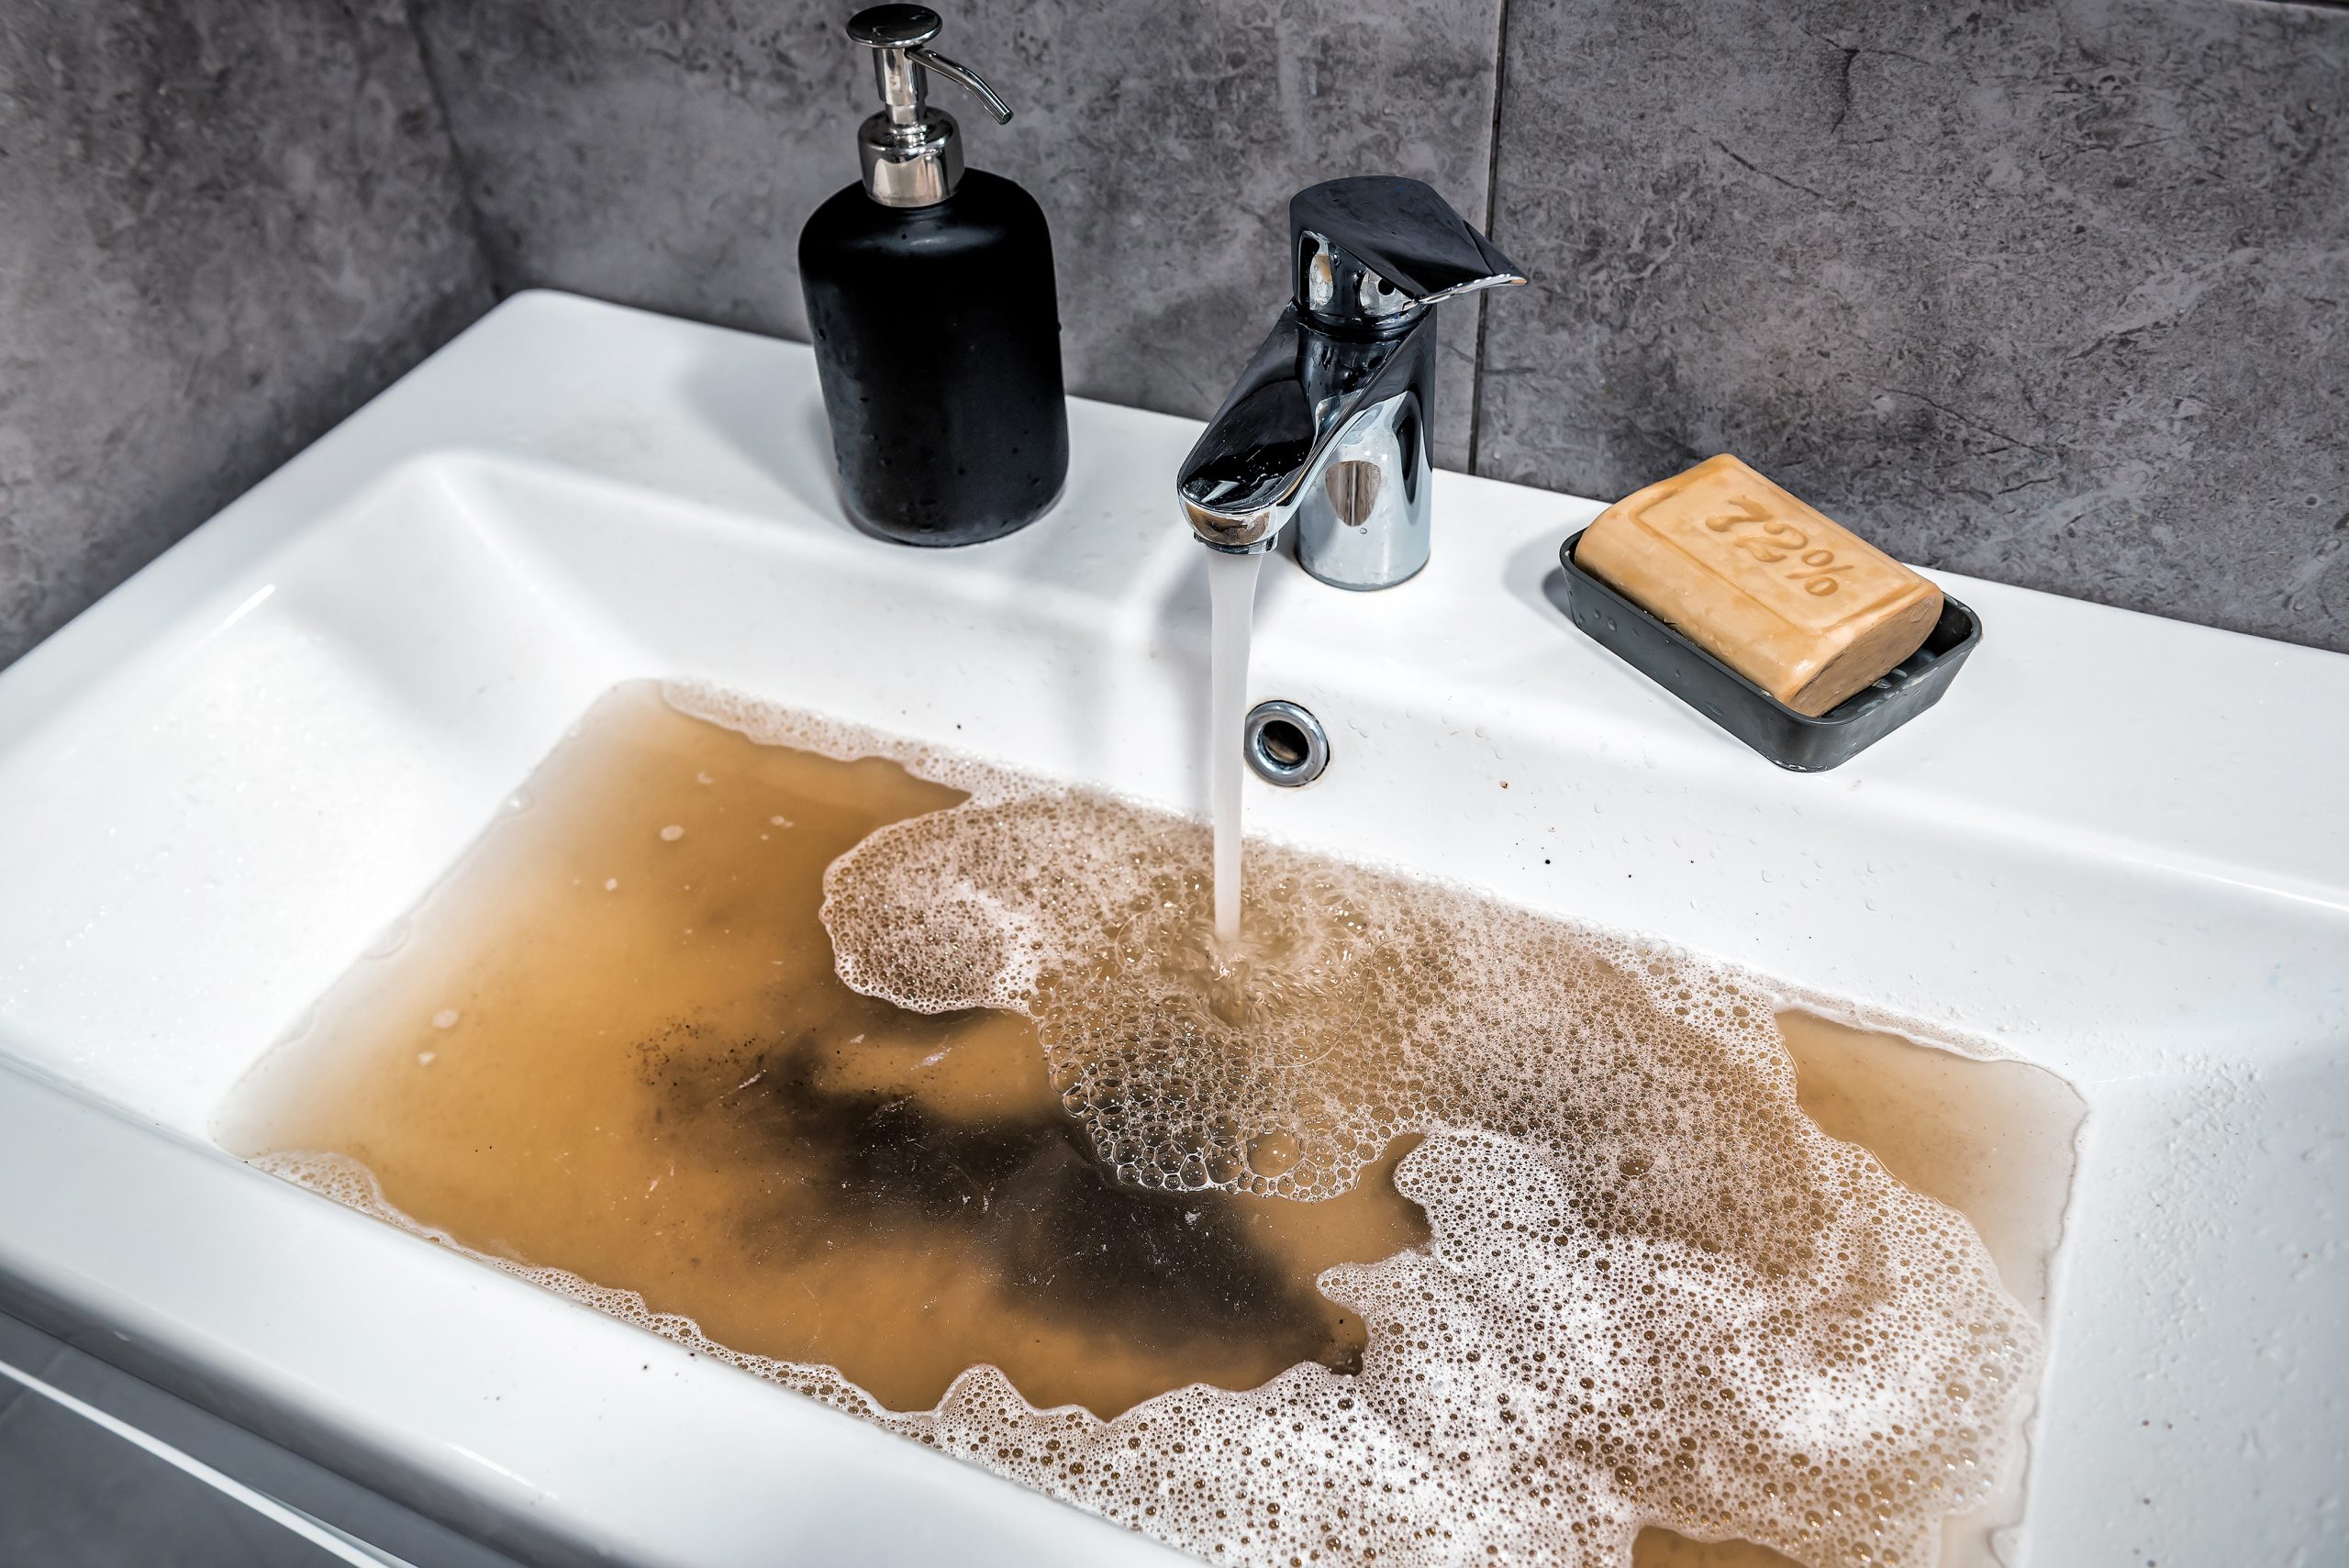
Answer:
[{"xmin": 1176, "ymin": 177, "xmax": 1526, "ymax": 589}]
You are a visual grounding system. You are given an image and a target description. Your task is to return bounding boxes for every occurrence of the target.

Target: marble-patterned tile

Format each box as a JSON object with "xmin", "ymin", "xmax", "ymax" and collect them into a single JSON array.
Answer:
[
  {"xmin": 0, "ymin": 0, "xmax": 494, "ymax": 668},
  {"xmin": 410, "ymin": 0, "xmax": 1504, "ymax": 467},
  {"xmin": 1481, "ymin": 0, "xmax": 2348, "ymax": 651}
]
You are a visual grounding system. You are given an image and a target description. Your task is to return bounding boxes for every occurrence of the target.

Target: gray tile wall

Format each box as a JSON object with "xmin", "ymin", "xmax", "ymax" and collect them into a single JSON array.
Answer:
[
  {"xmin": 406, "ymin": 0, "xmax": 1504, "ymax": 467},
  {"xmin": 406, "ymin": 0, "xmax": 2349, "ymax": 651},
  {"xmin": 3, "ymin": 0, "xmax": 2343, "ymax": 659},
  {"xmin": 1482, "ymin": 0, "xmax": 2349, "ymax": 651},
  {"xmin": 0, "ymin": 0, "xmax": 494, "ymax": 666}
]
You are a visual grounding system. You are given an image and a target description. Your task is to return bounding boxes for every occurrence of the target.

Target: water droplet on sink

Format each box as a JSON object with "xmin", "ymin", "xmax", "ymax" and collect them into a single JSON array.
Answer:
[{"xmin": 362, "ymin": 916, "xmax": 412, "ymax": 960}]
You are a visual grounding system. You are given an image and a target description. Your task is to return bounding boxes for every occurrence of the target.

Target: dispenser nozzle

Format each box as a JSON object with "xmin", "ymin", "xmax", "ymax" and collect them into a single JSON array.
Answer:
[
  {"xmin": 847, "ymin": 6, "xmax": 1011, "ymax": 128},
  {"xmin": 844, "ymin": 6, "xmax": 1012, "ymax": 206},
  {"xmin": 908, "ymin": 46, "xmax": 1011, "ymax": 124}
]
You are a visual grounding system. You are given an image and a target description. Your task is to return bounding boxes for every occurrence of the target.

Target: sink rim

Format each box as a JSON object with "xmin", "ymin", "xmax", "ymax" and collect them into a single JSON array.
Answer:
[{"xmin": 0, "ymin": 291, "xmax": 2340, "ymax": 1568}]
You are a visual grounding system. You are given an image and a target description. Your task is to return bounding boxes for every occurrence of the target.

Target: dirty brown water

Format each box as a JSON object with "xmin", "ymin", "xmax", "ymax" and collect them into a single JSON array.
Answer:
[
  {"xmin": 220, "ymin": 682, "xmax": 2084, "ymax": 1567},
  {"xmin": 1639, "ymin": 1014, "xmax": 2082, "ymax": 1568}
]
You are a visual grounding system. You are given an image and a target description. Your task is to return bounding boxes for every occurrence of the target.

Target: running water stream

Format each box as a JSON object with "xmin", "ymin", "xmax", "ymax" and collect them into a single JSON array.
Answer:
[{"xmin": 1206, "ymin": 548, "xmax": 1266, "ymax": 946}]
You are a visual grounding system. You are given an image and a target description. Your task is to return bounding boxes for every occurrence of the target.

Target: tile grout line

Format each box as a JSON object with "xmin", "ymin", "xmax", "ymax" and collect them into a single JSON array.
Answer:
[
  {"xmin": 0, "ymin": 1356, "xmax": 409, "ymax": 1568},
  {"xmin": 400, "ymin": 0, "xmax": 507, "ymax": 301},
  {"xmin": 1465, "ymin": 0, "xmax": 1514, "ymax": 479}
]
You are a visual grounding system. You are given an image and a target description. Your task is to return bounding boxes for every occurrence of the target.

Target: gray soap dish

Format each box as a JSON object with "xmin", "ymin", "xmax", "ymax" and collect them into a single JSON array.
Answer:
[{"xmin": 1556, "ymin": 528, "xmax": 1982, "ymax": 773}]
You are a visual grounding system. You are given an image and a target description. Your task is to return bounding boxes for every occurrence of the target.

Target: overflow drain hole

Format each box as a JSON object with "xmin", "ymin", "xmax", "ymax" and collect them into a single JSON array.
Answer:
[{"xmin": 1243, "ymin": 700, "xmax": 1330, "ymax": 787}]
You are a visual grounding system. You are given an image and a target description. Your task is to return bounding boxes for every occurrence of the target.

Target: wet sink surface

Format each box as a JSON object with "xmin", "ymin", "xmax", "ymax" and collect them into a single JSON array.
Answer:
[{"xmin": 0, "ymin": 294, "xmax": 2341, "ymax": 1567}]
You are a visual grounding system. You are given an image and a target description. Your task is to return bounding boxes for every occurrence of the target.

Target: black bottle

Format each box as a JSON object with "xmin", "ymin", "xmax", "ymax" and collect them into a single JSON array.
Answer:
[{"xmin": 799, "ymin": 5, "xmax": 1068, "ymax": 547}]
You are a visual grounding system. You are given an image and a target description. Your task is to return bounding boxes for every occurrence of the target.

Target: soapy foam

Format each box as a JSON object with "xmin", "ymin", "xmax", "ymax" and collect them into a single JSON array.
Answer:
[
  {"xmin": 253, "ymin": 681, "xmax": 2043, "ymax": 1567},
  {"xmin": 667, "ymin": 678, "xmax": 1029, "ymax": 805},
  {"xmin": 673, "ymin": 681, "xmax": 2040, "ymax": 1565}
]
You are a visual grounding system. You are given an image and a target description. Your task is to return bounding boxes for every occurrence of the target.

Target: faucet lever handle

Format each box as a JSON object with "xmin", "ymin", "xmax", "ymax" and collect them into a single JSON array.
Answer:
[{"xmin": 1290, "ymin": 176, "xmax": 1526, "ymax": 328}]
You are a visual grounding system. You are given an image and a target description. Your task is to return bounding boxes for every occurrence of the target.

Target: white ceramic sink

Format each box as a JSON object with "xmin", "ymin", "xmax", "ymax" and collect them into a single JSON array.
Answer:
[{"xmin": 0, "ymin": 293, "xmax": 2342, "ymax": 1566}]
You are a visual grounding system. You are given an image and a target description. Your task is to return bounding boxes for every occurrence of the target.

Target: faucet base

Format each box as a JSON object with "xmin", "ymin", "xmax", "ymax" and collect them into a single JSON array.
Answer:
[
  {"xmin": 1297, "ymin": 553, "xmax": 1429, "ymax": 592},
  {"xmin": 1291, "ymin": 388, "xmax": 1431, "ymax": 590}
]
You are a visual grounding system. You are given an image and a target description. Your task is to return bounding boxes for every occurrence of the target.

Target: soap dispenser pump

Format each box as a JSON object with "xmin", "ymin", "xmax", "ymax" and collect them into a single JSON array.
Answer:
[{"xmin": 798, "ymin": 5, "xmax": 1069, "ymax": 547}]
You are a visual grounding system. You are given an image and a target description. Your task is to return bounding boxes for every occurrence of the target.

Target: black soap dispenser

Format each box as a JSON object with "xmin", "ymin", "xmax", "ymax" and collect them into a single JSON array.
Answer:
[{"xmin": 799, "ymin": 5, "xmax": 1069, "ymax": 546}]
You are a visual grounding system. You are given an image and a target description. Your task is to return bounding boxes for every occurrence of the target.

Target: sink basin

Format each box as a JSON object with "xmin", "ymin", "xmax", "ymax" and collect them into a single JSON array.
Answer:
[{"xmin": 0, "ymin": 293, "xmax": 2341, "ymax": 1566}]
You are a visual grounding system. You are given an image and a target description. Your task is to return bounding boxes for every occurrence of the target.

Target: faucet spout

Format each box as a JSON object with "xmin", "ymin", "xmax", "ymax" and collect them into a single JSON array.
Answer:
[
  {"xmin": 1173, "ymin": 176, "xmax": 1523, "ymax": 591},
  {"xmin": 1177, "ymin": 306, "xmax": 1433, "ymax": 568}
]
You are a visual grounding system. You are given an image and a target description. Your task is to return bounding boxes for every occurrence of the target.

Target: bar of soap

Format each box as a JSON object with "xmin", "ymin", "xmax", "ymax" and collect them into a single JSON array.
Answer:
[{"xmin": 1577, "ymin": 454, "xmax": 1943, "ymax": 717}]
